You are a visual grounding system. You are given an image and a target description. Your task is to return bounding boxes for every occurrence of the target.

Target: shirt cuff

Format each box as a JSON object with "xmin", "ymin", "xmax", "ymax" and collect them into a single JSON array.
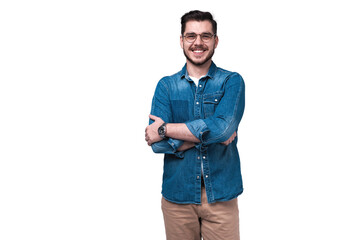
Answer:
[
  {"xmin": 168, "ymin": 138, "xmax": 184, "ymax": 151},
  {"xmin": 168, "ymin": 138, "xmax": 185, "ymax": 158},
  {"xmin": 151, "ymin": 138, "xmax": 185, "ymax": 158},
  {"xmin": 185, "ymin": 119, "xmax": 209, "ymax": 143}
]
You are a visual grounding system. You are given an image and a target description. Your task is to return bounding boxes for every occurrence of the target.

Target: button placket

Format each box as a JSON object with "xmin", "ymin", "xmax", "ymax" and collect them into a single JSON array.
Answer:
[
  {"xmin": 194, "ymin": 78, "xmax": 207, "ymax": 194},
  {"xmin": 194, "ymin": 84, "xmax": 201, "ymax": 118},
  {"xmin": 201, "ymin": 152, "xmax": 214, "ymax": 202},
  {"xmin": 202, "ymin": 154, "xmax": 209, "ymax": 179},
  {"xmin": 196, "ymin": 155, "xmax": 201, "ymax": 182}
]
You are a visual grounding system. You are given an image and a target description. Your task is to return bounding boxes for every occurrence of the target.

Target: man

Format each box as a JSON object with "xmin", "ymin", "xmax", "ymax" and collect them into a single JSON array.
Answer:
[{"xmin": 145, "ymin": 10, "xmax": 245, "ymax": 240}]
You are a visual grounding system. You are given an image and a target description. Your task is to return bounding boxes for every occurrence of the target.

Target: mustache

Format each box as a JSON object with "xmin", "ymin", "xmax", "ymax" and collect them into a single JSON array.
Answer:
[{"xmin": 190, "ymin": 45, "xmax": 208, "ymax": 51}]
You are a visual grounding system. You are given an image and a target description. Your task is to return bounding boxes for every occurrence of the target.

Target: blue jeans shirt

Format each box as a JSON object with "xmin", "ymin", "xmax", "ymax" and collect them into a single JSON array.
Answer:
[{"xmin": 150, "ymin": 62, "xmax": 245, "ymax": 204}]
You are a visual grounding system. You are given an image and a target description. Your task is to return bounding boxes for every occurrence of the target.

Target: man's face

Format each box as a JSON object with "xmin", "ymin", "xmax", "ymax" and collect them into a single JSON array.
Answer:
[{"xmin": 180, "ymin": 20, "xmax": 218, "ymax": 66}]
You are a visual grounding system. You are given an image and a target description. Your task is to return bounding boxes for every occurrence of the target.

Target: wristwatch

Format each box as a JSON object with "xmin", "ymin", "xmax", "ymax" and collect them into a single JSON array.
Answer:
[{"xmin": 158, "ymin": 123, "xmax": 167, "ymax": 139}]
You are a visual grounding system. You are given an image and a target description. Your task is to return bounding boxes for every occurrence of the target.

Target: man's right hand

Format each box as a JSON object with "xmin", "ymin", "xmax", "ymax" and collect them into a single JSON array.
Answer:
[{"xmin": 145, "ymin": 114, "xmax": 165, "ymax": 146}]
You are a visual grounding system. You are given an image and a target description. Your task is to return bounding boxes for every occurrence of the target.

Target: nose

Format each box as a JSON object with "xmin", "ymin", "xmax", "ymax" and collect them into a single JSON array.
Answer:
[{"xmin": 194, "ymin": 34, "xmax": 203, "ymax": 45}]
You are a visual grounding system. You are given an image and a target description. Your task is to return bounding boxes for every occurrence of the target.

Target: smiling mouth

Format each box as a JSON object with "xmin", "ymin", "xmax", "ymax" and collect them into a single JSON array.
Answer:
[{"xmin": 191, "ymin": 48, "xmax": 207, "ymax": 55}]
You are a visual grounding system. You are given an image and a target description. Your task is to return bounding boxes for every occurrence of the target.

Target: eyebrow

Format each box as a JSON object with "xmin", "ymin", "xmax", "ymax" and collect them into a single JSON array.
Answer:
[{"xmin": 185, "ymin": 31, "xmax": 213, "ymax": 35}]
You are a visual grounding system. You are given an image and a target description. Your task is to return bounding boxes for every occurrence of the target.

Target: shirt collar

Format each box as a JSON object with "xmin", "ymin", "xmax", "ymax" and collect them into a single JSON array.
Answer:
[{"xmin": 180, "ymin": 61, "xmax": 217, "ymax": 80}]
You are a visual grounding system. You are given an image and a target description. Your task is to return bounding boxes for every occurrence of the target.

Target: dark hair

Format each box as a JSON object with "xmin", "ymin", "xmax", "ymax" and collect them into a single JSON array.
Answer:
[{"xmin": 181, "ymin": 10, "xmax": 217, "ymax": 35}]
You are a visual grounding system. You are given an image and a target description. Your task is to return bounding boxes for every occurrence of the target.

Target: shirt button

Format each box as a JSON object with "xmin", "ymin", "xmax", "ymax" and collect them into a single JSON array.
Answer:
[
  {"xmin": 197, "ymin": 176, "xmax": 200, "ymax": 179},
  {"xmin": 197, "ymin": 156, "xmax": 200, "ymax": 159},
  {"xmin": 205, "ymin": 175, "xmax": 208, "ymax": 178},
  {"xmin": 196, "ymin": 102, "xmax": 199, "ymax": 105},
  {"xmin": 199, "ymin": 84, "xmax": 202, "ymax": 87},
  {"xmin": 203, "ymin": 156, "xmax": 206, "ymax": 159},
  {"xmin": 215, "ymin": 99, "xmax": 218, "ymax": 102}
]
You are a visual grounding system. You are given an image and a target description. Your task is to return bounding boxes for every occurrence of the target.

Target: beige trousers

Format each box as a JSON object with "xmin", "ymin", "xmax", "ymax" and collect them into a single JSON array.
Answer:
[{"xmin": 161, "ymin": 186, "xmax": 240, "ymax": 240}]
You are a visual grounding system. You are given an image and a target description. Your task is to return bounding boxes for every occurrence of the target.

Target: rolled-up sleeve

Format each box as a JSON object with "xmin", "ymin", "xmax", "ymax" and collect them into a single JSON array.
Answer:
[
  {"xmin": 151, "ymin": 138, "xmax": 185, "ymax": 158},
  {"xmin": 185, "ymin": 119, "xmax": 208, "ymax": 142},
  {"xmin": 185, "ymin": 73, "xmax": 245, "ymax": 145},
  {"xmin": 149, "ymin": 78, "xmax": 186, "ymax": 157}
]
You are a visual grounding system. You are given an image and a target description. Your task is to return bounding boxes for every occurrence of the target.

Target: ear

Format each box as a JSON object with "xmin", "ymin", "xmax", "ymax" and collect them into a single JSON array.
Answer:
[
  {"xmin": 214, "ymin": 35, "xmax": 219, "ymax": 49},
  {"xmin": 180, "ymin": 35, "xmax": 184, "ymax": 49}
]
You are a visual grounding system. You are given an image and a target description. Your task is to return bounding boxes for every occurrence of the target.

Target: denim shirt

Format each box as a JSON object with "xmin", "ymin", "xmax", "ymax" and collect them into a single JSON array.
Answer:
[{"xmin": 149, "ymin": 62, "xmax": 245, "ymax": 204}]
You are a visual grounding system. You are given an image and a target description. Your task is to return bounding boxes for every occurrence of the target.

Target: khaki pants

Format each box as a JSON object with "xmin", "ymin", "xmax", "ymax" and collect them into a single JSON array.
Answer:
[{"xmin": 161, "ymin": 186, "xmax": 240, "ymax": 240}]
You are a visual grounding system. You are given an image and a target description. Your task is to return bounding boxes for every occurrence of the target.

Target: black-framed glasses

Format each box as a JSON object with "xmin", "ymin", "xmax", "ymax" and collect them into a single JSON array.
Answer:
[{"xmin": 182, "ymin": 33, "xmax": 216, "ymax": 43}]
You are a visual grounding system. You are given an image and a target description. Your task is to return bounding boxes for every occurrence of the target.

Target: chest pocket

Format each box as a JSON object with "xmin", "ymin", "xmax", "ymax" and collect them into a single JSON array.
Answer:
[
  {"xmin": 203, "ymin": 91, "xmax": 224, "ymax": 118},
  {"xmin": 171, "ymin": 100, "xmax": 189, "ymax": 123}
]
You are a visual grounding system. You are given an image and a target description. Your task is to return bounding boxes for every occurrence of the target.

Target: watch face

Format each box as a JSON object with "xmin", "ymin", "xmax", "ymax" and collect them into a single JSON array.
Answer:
[{"xmin": 158, "ymin": 124, "xmax": 166, "ymax": 138}]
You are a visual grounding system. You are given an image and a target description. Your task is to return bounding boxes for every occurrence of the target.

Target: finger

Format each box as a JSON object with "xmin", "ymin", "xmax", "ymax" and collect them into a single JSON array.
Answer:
[{"xmin": 149, "ymin": 114, "xmax": 158, "ymax": 121}]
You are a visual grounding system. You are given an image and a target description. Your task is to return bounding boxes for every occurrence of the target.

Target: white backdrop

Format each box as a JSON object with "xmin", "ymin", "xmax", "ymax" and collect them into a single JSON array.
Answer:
[{"xmin": 1, "ymin": 0, "xmax": 359, "ymax": 239}]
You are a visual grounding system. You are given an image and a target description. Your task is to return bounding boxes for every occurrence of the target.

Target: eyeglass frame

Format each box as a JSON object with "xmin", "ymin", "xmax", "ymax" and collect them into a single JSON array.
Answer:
[{"xmin": 182, "ymin": 32, "xmax": 217, "ymax": 43}]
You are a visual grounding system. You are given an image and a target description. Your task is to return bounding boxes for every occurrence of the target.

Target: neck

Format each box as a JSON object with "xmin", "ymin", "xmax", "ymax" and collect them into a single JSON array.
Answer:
[{"xmin": 186, "ymin": 60, "xmax": 212, "ymax": 78}]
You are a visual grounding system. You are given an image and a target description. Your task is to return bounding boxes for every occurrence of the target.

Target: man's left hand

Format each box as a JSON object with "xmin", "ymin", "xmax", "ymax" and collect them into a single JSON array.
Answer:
[
  {"xmin": 145, "ymin": 114, "xmax": 165, "ymax": 146},
  {"xmin": 221, "ymin": 131, "xmax": 237, "ymax": 145}
]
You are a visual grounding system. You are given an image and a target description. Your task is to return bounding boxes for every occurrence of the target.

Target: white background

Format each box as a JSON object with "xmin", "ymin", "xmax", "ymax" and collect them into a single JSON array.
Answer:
[{"xmin": 1, "ymin": 0, "xmax": 359, "ymax": 239}]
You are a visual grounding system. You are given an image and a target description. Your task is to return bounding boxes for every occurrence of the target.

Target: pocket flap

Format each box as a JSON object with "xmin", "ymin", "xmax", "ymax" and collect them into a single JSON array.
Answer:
[{"xmin": 203, "ymin": 91, "xmax": 224, "ymax": 104}]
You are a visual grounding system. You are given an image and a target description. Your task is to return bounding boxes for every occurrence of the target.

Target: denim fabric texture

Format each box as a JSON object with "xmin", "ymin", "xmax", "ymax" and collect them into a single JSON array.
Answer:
[{"xmin": 150, "ymin": 62, "xmax": 245, "ymax": 204}]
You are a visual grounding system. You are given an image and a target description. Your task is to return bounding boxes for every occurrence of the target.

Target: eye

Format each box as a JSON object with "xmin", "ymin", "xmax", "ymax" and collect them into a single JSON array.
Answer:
[
  {"xmin": 186, "ymin": 34, "xmax": 196, "ymax": 40},
  {"xmin": 201, "ymin": 34, "xmax": 212, "ymax": 41}
]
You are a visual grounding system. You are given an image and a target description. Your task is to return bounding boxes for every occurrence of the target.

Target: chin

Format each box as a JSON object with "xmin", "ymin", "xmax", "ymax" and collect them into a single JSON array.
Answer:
[
  {"xmin": 190, "ymin": 56, "xmax": 212, "ymax": 66},
  {"xmin": 184, "ymin": 49, "xmax": 215, "ymax": 67},
  {"xmin": 192, "ymin": 60, "xmax": 209, "ymax": 66}
]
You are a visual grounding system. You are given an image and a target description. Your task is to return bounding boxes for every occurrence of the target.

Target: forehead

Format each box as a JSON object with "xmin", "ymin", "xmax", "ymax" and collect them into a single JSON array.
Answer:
[{"xmin": 184, "ymin": 20, "xmax": 213, "ymax": 34}]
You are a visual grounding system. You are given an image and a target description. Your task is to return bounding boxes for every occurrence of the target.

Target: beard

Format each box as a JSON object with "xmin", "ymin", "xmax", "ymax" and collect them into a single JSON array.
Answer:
[{"xmin": 183, "ymin": 44, "xmax": 215, "ymax": 66}]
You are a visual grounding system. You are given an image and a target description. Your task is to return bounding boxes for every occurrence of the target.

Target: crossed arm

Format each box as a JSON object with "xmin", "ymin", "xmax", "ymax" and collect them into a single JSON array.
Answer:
[
  {"xmin": 146, "ymin": 73, "xmax": 244, "ymax": 155},
  {"xmin": 145, "ymin": 114, "xmax": 237, "ymax": 151}
]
